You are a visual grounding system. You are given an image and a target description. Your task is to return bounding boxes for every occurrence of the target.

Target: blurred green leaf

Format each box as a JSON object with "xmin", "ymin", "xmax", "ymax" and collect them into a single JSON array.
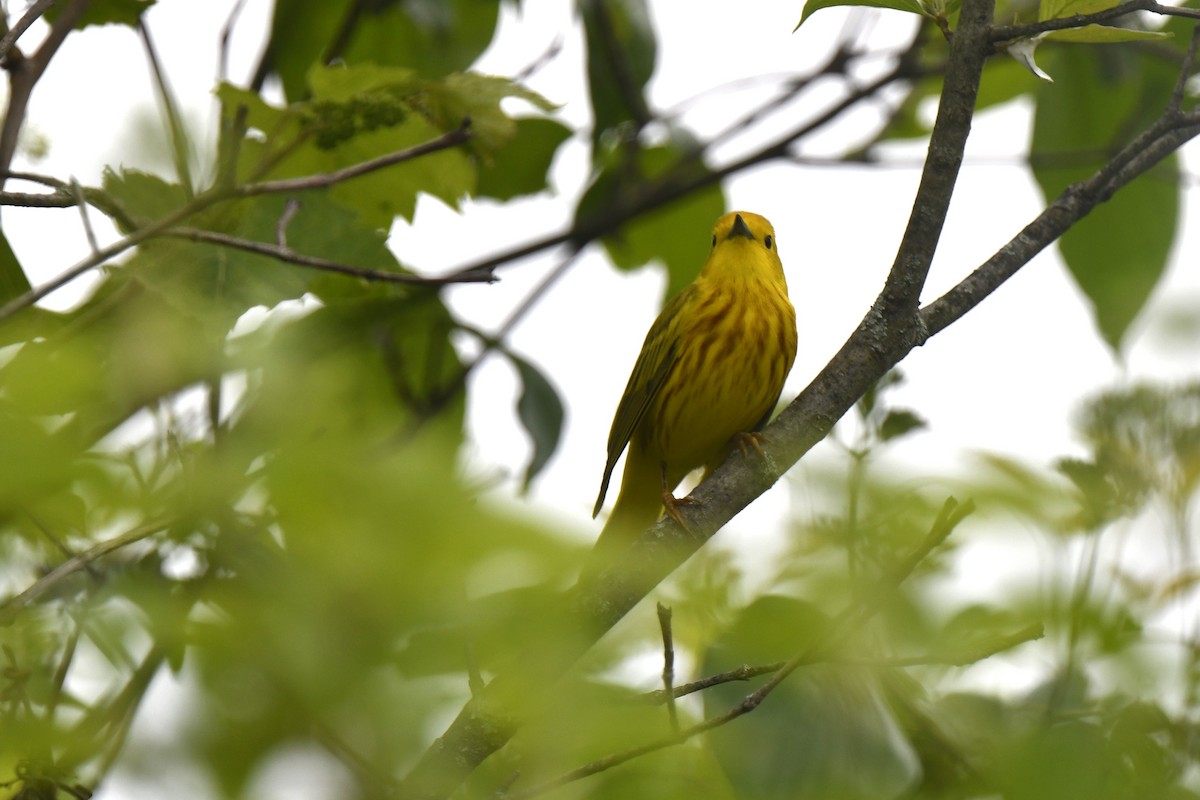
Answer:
[
  {"xmin": 510, "ymin": 352, "xmax": 565, "ymax": 494},
  {"xmin": 102, "ymin": 167, "xmax": 191, "ymax": 227},
  {"xmin": 1032, "ymin": 46, "xmax": 1179, "ymax": 350},
  {"xmin": 578, "ymin": 137, "xmax": 726, "ymax": 302},
  {"xmin": 1042, "ymin": 25, "xmax": 1172, "ymax": 42},
  {"xmin": 477, "ymin": 117, "xmax": 573, "ymax": 200},
  {"xmin": 265, "ymin": 0, "xmax": 501, "ymax": 102},
  {"xmin": 797, "ymin": 0, "xmax": 925, "ymax": 29},
  {"xmin": 1039, "ymin": 0, "xmax": 1122, "ymax": 20},
  {"xmin": 880, "ymin": 409, "xmax": 927, "ymax": 442},
  {"xmin": 581, "ymin": 0, "xmax": 657, "ymax": 147},
  {"xmin": 703, "ymin": 596, "xmax": 916, "ymax": 800},
  {"xmin": 45, "ymin": 0, "xmax": 154, "ymax": 28},
  {"xmin": 0, "ymin": 229, "xmax": 30, "ymax": 305}
]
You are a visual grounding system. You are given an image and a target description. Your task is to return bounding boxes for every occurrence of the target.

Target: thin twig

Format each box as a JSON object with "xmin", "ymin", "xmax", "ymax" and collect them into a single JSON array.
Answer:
[
  {"xmin": 656, "ymin": 603, "xmax": 679, "ymax": 733},
  {"xmin": 444, "ymin": 62, "xmax": 920, "ymax": 283},
  {"xmin": 0, "ymin": 125, "xmax": 478, "ymax": 320},
  {"xmin": 0, "ymin": 521, "xmax": 167, "ymax": 625},
  {"xmin": 139, "ymin": 18, "xmax": 195, "ymax": 195},
  {"xmin": 0, "ymin": 0, "xmax": 90, "ymax": 181},
  {"xmin": 238, "ymin": 118, "xmax": 473, "ymax": 197},
  {"xmin": 69, "ymin": 178, "xmax": 100, "ymax": 254},
  {"xmin": 275, "ymin": 197, "xmax": 301, "ymax": 247},
  {"xmin": 1168, "ymin": 23, "xmax": 1200, "ymax": 112},
  {"xmin": 638, "ymin": 621, "xmax": 1043, "ymax": 705},
  {"xmin": 0, "ymin": 0, "xmax": 55, "ymax": 61},
  {"xmin": 509, "ymin": 499, "xmax": 974, "ymax": 799},
  {"xmin": 165, "ymin": 227, "xmax": 495, "ymax": 286},
  {"xmin": 991, "ymin": 0, "xmax": 1200, "ymax": 43},
  {"xmin": 218, "ymin": 0, "xmax": 250, "ymax": 86}
]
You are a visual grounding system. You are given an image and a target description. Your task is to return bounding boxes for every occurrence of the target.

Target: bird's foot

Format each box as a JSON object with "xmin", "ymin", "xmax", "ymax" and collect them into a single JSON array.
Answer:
[
  {"xmin": 733, "ymin": 431, "xmax": 778, "ymax": 473},
  {"xmin": 661, "ymin": 490, "xmax": 696, "ymax": 531}
]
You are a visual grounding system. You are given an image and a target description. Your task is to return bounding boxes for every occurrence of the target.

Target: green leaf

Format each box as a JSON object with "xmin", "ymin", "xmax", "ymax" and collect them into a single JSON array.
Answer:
[
  {"xmin": 509, "ymin": 353, "xmax": 565, "ymax": 493},
  {"xmin": 45, "ymin": 0, "xmax": 154, "ymax": 29},
  {"xmin": 0, "ymin": 229, "xmax": 31, "ymax": 305},
  {"xmin": 422, "ymin": 72, "xmax": 559, "ymax": 158},
  {"xmin": 703, "ymin": 596, "xmax": 916, "ymax": 798},
  {"xmin": 1031, "ymin": 47, "xmax": 1179, "ymax": 351},
  {"xmin": 266, "ymin": 0, "xmax": 501, "ymax": 102},
  {"xmin": 476, "ymin": 117, "xmax": 573, "ymax": 201},
  {"xmin": 797, "ymin": 0, "xmax": 925, "ymax": 29},
  {"xmin": 1043, "ymin": 25, "xmax": 1173, "ymax": 43},
  {"xmin": 1039, "ymin": 0, "xmax": 1121, "ymax": 20},
  {"xmin": 101, "ymin": 168, "xmax": 191, "ymax": 227},
  {"xmin": 880, "ymin": 409, "xmax": 927, "ymax": 442},
  {"xmin": 130, "ymin": 193, "xmax": 401, "ymax": 333},
  {"xmin": 577, "ymin": 137, "xmax": 726, "ymax": 302},
  {"xmin": 222, "ymin": 66, "xmax": 476, "ymax": 226},
  {"xmin": 581, "ymin": 0, "xmax": 657, "ymax": 146}
]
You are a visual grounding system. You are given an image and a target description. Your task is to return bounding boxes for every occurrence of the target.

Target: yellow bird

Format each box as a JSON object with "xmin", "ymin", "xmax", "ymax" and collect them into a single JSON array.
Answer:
[{"xmin": 590, "ymin": 211, "xmax": 797, "ymax": 569}]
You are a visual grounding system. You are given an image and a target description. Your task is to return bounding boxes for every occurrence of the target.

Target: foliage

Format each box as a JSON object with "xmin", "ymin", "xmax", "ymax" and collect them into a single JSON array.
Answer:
[{"xmin": 0, "ymin": 0, "xmax": 1197, "ymax": 799}]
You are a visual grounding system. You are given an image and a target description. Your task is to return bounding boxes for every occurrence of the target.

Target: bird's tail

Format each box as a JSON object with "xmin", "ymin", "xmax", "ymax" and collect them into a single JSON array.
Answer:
[{"xmin": 581, "ymin": 457, "xmax": 663, "ymax": 584}]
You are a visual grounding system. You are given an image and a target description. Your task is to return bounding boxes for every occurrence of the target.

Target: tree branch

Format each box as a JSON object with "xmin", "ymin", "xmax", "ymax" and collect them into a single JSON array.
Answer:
[
  {"xmin": 0, "ymin": 521, "xmax": 168, "ymax": 626},
  {"xmin": 0, "ymin": 125, "xmax": 475, "ymax": 321},
  {"xmin": 0, "ymin": 0, "xmax": 91, "ymax": 182},
  {"xmin": 506, "ymin": 499, "xmax": 974, "ymax": 800},
  {"xmin": 236, "ymin": 118, "xmax": 472, "ymax": 197},
  {"xmin": 164, "ymin": 227, "xmax": 497, "ymax": 286},
  {"xmin": 990, "ymin": 0, "xmax": 1200, "ymax": 43}
]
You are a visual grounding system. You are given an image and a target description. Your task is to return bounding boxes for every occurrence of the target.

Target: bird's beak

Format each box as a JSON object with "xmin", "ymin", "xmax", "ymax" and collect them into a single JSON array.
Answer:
[{"xmin": 729, "ymin": 213, "xmax": 754, "ymax": 240}]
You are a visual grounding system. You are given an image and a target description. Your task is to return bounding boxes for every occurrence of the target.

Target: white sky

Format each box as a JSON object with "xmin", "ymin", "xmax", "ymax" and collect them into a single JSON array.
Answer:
[{"xmin": 5, "ymin": 1, "xmax": 1200, "ymax": 796}]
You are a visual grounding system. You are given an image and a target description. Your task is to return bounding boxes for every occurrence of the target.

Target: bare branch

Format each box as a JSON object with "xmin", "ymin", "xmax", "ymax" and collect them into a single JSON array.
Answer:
[
  {"xmin": 0, "ymin": 0, "xmax": 90, "ymax": 181},
  {"xmin": 0, "ymin": 0, "xmax": 55, "ymax": 61}
]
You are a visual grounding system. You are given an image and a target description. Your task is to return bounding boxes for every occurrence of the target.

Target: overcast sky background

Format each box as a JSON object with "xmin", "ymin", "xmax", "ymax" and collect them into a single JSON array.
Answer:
[{"xmin": 5, "ymin": 1, "xmax": 1200, "ymax": 796}]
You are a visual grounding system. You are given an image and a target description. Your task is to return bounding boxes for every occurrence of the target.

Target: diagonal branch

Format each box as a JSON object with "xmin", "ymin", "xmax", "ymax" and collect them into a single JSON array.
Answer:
[
  {"xmin": 992, "ymin": 0, "xmax": 1200, "ymax": 43},
  {"xmin": 165, "ymin": 227, "xmax": 496, "ymax": 286},
  {"xmin": 396, "ymin": 4, "xmax": 998, "ymax": 797},
  {"xmin": 0, "ymin": 0, "xmax": 91, "ymax": 183},
  {"xmin": 507, "ymin": 499, "xmax": 974, "ymax": 800},
  {"xmin": 237, "ymin": 118, "xmax": 472, "ymax": 197},
  {"xmin": 0, "ymin": 125, "xmax": 475, "ymax": 321}
]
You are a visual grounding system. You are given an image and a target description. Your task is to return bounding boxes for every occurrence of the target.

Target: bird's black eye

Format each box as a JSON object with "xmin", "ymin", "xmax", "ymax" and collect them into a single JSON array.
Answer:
[
  {"xmin": 764, "ymin": 235, "xmax": 773, "ymax": 250},
  {"xmin": 712, "ymin": 235, "xmax": 717, "ymax": 248}
]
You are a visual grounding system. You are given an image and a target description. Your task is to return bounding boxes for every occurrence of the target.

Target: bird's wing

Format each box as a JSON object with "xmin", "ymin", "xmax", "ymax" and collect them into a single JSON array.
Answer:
[{"xmin": 592, "ymin": 287, "xmax": 692, "ymax": 517}]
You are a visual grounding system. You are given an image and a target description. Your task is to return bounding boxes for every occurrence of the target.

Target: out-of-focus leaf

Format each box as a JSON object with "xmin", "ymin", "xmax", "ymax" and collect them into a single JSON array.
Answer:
[
  {"xmin": 703, "ymin": 598, "xmax": 917, "ymax": 799},
  {"xmin": 1032, "ymin": 46, "xmax": 1179, "ymax": 351},
  {"xmin": 577, "ymin": 137, "xmax": 726, "ymax": 302},
  {"xmin": 797, "ymin": 0, "xmax": 925, "ymax": 29},
  {"xmin": 0, "ymin": 229, "xmax": 30, "ymax": 305},
  {"xmin": 45, "ymin": 0, "xmax": 154, "ymax": 28},
  {"xmin": 102, "ymin": 168, "xmax": 191, "ymax": 227},
  {"xmin": 265, "ymin": 0, "xmax": 501, "ymax": 102},
  {"xmin": 509, "ymin": 352, "xmax": 565, "ymax": 494},
  {"xmin": 581, "ymin": 0, "xmax": 657, "ymax": 147},
  {"xmin": 880, "ymin": 409, "xmax": 928, "ymax": 442},
  {"xmin": 1043, "ymin": 25, "xmax": 1172, "ymax": 42},
  {"xmin": 476, "ymin": 117, "xmax": 573, "ymax": 200},
  {"xmin": 423, "ymin": 72, "xmax": 558, "ymax": 158},
  {"xmin": 1039, "ymin": 0, "xmax": 1122, "ymax": 20}
]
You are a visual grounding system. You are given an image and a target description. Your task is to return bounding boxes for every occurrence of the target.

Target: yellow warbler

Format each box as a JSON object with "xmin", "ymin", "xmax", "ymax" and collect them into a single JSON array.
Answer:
[{"xmin": 590, "ymin": 211, "xmax": 797, "ymax": 567}]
